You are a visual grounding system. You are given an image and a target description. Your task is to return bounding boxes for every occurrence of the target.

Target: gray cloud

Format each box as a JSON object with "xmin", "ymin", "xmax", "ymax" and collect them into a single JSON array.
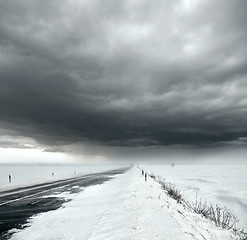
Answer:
[{"xmin": 0, "ymin": 0, "xmax": 247, "ymax": 152}]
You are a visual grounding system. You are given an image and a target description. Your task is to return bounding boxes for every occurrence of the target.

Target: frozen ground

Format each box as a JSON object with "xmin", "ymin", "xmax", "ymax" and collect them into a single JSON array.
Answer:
[
  {"xmin": 0, "ymin": 164, "xmax": 127, "ymax": 191},
  {"xmin": 140, "ymin": 163, "xmax": 247, "ymax": 229},
  {"xmin": 9, "ymin": 167, "xmax": 234, "ymax": 240}
]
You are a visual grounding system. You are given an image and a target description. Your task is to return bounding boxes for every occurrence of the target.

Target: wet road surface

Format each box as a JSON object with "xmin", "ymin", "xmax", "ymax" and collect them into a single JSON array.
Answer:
[{"xmin": 0, "ymin": 167, "xmax": 129, "ymax": 239}]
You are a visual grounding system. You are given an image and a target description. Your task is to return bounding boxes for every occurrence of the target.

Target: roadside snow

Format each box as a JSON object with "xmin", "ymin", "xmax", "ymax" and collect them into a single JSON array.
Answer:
[
  {"xmin": 0, "ymin": 164, "xmax": 126, "ymax": 192},
  {"xmin": 10, "ymin": 167, "xmax": 233, "ymax": 240},
  {"xmin": 140, "ymin": 164, "xmax": 247, "ymax": 229}
]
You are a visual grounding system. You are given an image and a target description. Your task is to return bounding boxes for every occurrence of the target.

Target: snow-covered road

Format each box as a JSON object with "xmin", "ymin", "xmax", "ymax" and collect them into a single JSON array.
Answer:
[{"xmin": 7, "ymin": 167, "xmax": 233, "ymax": 240}]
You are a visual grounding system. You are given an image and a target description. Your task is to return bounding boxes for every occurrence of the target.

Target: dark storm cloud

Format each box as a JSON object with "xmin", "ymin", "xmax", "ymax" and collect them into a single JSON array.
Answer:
[{"xmin": 0, "ymin": 0, "xmax": 247, "ymax": 150}]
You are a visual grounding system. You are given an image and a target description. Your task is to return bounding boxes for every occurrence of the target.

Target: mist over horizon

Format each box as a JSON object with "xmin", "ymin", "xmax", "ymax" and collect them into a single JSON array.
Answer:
[{"xmin": 0, "ymin": 0, "xmax": 247, "ymax": 163}]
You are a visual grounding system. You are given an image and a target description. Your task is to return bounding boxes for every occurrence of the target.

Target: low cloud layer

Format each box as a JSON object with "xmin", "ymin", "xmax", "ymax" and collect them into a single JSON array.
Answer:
[{"xmin": 0, "ymin": 0, "xmax": 247, "ymax": 152}]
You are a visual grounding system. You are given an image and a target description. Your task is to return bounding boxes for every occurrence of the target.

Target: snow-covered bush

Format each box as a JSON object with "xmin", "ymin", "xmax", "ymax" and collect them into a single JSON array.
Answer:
[
  {"xmin": 184, "ymin": 199, "xmax": 239, "ymax": 230},
  {"xmin": 159, "ymin": 182, "xmax": 183, "ymax": 203}
]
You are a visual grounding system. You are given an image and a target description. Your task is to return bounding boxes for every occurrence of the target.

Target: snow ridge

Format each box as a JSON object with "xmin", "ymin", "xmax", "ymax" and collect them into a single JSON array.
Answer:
[{"xmin": 10, "ymin": 167, "xmax": 234, "ymax": 240}]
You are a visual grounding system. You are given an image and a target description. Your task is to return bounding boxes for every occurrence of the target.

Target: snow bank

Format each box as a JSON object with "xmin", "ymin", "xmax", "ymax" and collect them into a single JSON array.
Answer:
[
  {"xmin": 10, "ymin": 167, "xmax": 233, "ymax": 240},
  {"xmin": 140, "ymin": 164, "xmax": 247, "ymax": 229}
]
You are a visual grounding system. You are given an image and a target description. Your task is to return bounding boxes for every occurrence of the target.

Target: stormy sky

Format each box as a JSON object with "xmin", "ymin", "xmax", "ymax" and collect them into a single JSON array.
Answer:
[{"xmin": 0, "ymin": 0, "xmax": 247, "ymax": 161}]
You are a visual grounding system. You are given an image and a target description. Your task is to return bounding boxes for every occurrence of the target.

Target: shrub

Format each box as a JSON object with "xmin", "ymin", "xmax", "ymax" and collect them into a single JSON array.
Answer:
[
  {"xmin": 184, "ymin": 196, "xmax": 211, "ymax": 218},
  {"xmin": 160, "ymin": 182, "xmax": 183, "ymax": 203},
  {"xmin": 185, "ymin": 199, "xmax": 239, "ymax": 230}
]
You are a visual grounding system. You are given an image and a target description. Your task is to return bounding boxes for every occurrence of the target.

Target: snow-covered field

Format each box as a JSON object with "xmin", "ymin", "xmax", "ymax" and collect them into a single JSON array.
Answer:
[
  {"xmin": 0, "ymin": 164, "xmax": 128, "ymax": 191},
  {"xmin": 9, "ymin": 167, "xmax": 233, "ymax": 240},
  {"xmin": 140, "ymin": 163, "xmax": 247, "ymax": 229}
]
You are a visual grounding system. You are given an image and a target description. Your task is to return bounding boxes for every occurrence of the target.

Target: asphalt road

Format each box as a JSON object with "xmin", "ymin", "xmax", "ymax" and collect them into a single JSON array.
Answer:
[{"xmin": 0, "ymin": 167, "xmax": 129, "ymax": 239}]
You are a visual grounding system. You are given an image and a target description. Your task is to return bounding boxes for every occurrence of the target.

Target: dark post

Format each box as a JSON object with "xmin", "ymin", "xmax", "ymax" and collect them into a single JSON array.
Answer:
[
  {"xmin": 9, "ymin": 174, "xmax": 11, "ymax": 183},
  {"xmin": 145, "ymin": 173, "xmax": 147, "ymax": 182}
]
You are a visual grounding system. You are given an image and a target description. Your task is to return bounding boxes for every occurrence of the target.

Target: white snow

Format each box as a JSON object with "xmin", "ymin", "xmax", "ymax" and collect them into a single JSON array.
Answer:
[
  {"xmin": 9, "ymin": 167, "xmax": 233, "ymax": 240},
  {"xmin": 0, "ymin": 164, "xmax": 127, "ymax": 192},
  {"xmin": 140, "ymin": 163, "xmax": 247, "ymax": 229}
]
